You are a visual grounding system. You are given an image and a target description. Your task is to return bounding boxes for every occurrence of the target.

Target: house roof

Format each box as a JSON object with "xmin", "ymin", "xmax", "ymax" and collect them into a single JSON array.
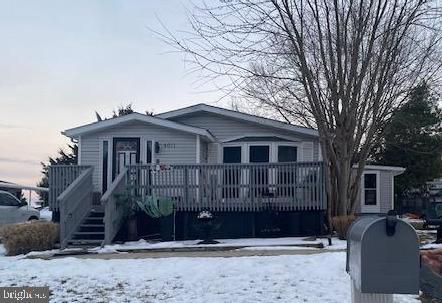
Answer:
[
  {"xmin": 359, "ymin": 165, "xmax": 406, "ymax": 176},
  {"xmin": 62, "ymin": 112, "xmax": 215, "ymax": 141},
  {"xmin": 156, "ymin": 103, "xmax": 319, "ymax": 138}
]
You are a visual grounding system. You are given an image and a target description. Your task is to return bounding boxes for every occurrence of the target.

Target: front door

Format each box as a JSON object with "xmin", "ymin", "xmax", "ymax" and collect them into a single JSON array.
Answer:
[{"xmin": 112, "ymin": 138, "xmax": 140, "ymax": 180}]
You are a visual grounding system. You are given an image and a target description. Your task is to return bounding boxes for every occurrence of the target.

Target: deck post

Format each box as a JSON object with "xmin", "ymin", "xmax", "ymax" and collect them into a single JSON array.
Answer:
[{"xmin": 184, "ymin": 166, "xmax": 189, "ymax": 210}]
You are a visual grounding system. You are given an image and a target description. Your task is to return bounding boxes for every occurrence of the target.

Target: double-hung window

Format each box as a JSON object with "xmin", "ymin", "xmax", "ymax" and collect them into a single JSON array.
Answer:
[{"xmin": 363, "ymin": 173, "xmax": 378, "ymax": 206}]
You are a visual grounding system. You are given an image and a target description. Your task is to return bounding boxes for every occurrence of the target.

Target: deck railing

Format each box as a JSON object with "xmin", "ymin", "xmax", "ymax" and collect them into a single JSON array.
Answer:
[
  {"xmin": 126, "ymin": 161, "xmax": 326, "ymax": 211},
  {"xmin": 102, "ymin": 168, "xmax": 128, "ymax": 245},
  {"xmin": 58, "ymin": 167, "xmax": 94, "ymax": 248},
  {"xmin": 48, "ymin": 165, "xmax": 91, "ymax": 211}
]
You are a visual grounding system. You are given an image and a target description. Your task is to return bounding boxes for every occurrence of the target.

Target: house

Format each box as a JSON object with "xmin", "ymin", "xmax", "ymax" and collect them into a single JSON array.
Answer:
[{"xmin": 48, "ymin": 104, "xmax": 404, "ymax": 247}]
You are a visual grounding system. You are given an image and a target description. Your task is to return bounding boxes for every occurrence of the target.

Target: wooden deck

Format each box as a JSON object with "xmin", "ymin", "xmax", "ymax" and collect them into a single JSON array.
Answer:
[
  {"xmin": 49, "ymin": 161, "xmax": 326, "ymax": 245},
  {"xmin": 126, "ymin": 161, "xmax": 326, "ymax": 211}
]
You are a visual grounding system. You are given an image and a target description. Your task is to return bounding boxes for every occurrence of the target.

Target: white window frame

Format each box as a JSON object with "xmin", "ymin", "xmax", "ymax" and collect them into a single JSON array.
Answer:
[
  {"xmin": 361, "ymin": 171, "xmax": 381, "ymax": 213},
  {"xmin": 220, "ymin": 141, "xmax": 302, "ymax": 164}
]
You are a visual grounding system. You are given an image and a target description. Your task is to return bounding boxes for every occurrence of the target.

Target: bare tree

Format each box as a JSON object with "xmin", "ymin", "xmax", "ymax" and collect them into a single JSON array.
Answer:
[{"xmin": 162, "ymin": 0, "xmax": 442, "ymax": 217}]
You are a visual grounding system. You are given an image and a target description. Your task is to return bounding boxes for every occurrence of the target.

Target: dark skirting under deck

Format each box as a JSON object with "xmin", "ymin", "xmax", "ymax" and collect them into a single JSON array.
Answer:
[{"xmin": 116, "ymin": 210, "xmax": 327, "ymax": 242}]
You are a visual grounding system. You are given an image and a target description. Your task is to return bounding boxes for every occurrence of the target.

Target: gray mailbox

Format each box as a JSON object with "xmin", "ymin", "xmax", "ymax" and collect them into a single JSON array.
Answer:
[{"xmin": 347, "ymin": 213, "xmax": 420, "ymax": 296}]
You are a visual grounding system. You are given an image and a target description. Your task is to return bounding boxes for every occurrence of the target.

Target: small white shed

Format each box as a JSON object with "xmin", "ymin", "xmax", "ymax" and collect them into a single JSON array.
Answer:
[{"xmin": 357, "ymin": 165, "xmax": 405, "ymax": 214}]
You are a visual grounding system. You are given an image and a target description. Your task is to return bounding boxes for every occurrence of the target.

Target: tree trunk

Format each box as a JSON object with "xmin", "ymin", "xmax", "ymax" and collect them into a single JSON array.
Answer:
[{"xmin": 322, "ymin": 133, "xmax": 362, "ymax": 218}]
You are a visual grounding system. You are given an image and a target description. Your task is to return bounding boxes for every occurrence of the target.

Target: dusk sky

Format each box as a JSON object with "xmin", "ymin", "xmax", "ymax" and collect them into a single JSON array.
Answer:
[{"xmin": 0, "ymin": 1, "xmax": 224, "ymax": 190}]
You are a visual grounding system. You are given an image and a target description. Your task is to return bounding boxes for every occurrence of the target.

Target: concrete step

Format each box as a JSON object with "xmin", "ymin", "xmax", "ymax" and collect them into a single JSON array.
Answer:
[{"xmin": 67, "ymin": 239, "xmax": 103, "ymax": 247}]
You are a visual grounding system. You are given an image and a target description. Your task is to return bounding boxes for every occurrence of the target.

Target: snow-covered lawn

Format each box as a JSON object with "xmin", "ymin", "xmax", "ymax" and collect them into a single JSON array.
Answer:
[
  {"xmin": 0, "ymin": 248, "xmax": 419, "ymax": 303},
  {"xmin": 93, "ymin": 237, "xmax": 347, "ymax": 254}
]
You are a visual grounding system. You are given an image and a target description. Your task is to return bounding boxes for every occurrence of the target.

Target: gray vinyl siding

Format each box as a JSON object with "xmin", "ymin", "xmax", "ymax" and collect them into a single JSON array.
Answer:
[
  {"xmin": 302, "ymin": 142, "xmax": 314, "ymax": 161},
  {"xmin": 200, "ymin": 140, "xmax": 208, "ymax": 163},
  {"xmin": 355, "ymin": 170, "xmax": 394, "ymax": 214},
  {"xmin": 313, "ymin": 141, "xmax": 320, "ymax": 160},
  {"xmin": 208, "ymin": 143, "xmax": 219, "ymax": 163},
  {"xmin": 79, "ymin": 121, "xmax": 197, "ymax": 192},
  {"xmin": 172, "ymin": 112, "xmax": 320, "ymax": 162},
  {"xmin": 379, "ymin": 171, "xmax": 394, "ymax": 213},
  {"xmin": 80, "ymin": 136, "xmax": 101, "ymax": 191}
]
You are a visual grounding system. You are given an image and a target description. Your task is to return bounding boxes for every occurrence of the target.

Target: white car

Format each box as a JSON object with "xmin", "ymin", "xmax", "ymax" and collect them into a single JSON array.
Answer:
[{"xmin": 0, "ymin": 190, "xmax": 40, "ymax": 227}]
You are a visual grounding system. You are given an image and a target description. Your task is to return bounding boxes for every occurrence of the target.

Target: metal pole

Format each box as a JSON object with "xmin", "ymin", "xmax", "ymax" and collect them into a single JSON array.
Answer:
[{"xmin": 351, "ymin": 281, "xmax": 393, "ymax": 303}]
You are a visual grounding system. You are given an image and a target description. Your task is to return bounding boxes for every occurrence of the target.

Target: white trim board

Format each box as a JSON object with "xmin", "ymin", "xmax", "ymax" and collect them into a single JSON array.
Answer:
[
  {"xmin": 354, "ymin": 164, "xmax": 405, "ymax": 176},
  {"xmin": 63, "ymin": 112, "xmax": 215, "ymax": 142},
  {"xmin": 220, "ymin": 133, "xmax": 303, "ymax": 143}
]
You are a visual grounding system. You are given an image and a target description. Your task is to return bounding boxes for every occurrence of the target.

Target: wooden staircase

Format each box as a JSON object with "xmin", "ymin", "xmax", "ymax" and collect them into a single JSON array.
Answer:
[{"xmin": 66, "ymin": 209, "xmax": 105, "ymax": 248}]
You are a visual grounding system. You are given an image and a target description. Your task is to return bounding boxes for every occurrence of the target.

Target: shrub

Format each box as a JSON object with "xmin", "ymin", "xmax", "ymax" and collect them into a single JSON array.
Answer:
[
  {"xmin": 0, "ymin": 221, "xmax": 59, "ymax": 256},
  {"xmin": 331, "ymin": 215, "xmax": 356, "ymax": 240}
]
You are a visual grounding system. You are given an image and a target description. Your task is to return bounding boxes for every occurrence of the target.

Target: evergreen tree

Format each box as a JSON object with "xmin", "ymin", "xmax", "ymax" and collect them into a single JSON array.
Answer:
[
  {"xmin": 375, "ymin": 84, "xmax": 442, "ymax": 200},
  {"xmin": 37, "ymin": 144, "xmax": 78, "ymax": 205},
  {"xmin": 112, "ymin": 104, "xmax": 134, "ymax": 118}
]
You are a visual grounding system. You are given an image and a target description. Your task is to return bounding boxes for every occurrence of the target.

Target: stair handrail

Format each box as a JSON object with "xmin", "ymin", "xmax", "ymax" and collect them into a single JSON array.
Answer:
[
  {"xmin": 58, "ymin": 167, "xmax": 94, "ymax": 249},
  {"xmin": 101, "ymin": 167, "xmax": 128, "ymax": 246}
]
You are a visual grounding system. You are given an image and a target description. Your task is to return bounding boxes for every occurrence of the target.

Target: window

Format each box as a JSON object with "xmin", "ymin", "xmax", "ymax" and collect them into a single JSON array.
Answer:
[
  {"xmin": 102, "ymin": 140, "xmax": 108, "ymax": 193},
  {"xmin": 278, "ymin": 146, "xmax": 297, "ymax": 162},
  {"xmin": 223, "ymin": 146, "xmax": 241, "ymax": 163},
  {"xmin": 0, "ymin": 192, "xmax": 19, "ymax": 207},
  {"xmin": 364, "ymin": 173, "xmax": 378, "ymax": 206},
  {"xmin": 249, "ymin": 145, "xmax": 269, "ymax": 163}
]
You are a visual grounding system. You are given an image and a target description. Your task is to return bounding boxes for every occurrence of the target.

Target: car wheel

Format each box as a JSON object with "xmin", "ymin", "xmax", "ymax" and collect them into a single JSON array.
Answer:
[{"xmin": 28, "ymin": 216, "xmax": 39, "ymax": 221}]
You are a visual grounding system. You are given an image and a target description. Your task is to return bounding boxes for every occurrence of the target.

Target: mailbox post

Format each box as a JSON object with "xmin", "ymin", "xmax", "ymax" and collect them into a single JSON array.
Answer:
[{"xmin": 347, "ymin": 212, "xmax": 420, "ymax": 303}]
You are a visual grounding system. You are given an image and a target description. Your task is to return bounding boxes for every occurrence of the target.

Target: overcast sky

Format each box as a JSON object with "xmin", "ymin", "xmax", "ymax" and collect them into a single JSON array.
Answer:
[{"xmin": 0, "ymin": 1, "xmax": 224, "ymax": 189}]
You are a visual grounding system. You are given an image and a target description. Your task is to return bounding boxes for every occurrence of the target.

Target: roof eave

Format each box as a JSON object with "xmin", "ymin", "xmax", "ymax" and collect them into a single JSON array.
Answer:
[
  {"xmin": 157, "ymin": 104, "xmax": 319, "ymax": 138},
  {"xmin": 62, "ymin": 114, "xmax": 215, "ymax": 142}
]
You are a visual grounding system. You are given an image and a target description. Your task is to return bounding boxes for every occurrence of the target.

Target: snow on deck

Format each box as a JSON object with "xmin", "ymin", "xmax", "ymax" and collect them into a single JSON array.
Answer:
[{"xmin": 0, "ymin": 249, "xmax": 418, "ymax": 303}]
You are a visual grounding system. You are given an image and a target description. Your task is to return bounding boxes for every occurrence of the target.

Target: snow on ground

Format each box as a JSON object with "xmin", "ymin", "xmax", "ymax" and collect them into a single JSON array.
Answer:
[
  {"xmin": 422, "ymin": 243, "xmax": 442, "ymax": 249},
  {"xmin": 0, "ymin": 251, "xmax": 419, "ymax": 303},
  {"xmin": 39, "ymin": 207, "xmax": 52, "ymax": 221},
  {"xmin": 238, "ymin": 246, "xmax": 317, "ymax": 251},
  {"xmin": 0, "ymin": 244, "xmax": 5, "ymax": 256},
  {"xmin": 93, "ymin": 237, "xmax": 338, "ymax": 253},
  {"xmin": 324, "ymin": 238, "xmax": 347, "ymax": 250}
]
